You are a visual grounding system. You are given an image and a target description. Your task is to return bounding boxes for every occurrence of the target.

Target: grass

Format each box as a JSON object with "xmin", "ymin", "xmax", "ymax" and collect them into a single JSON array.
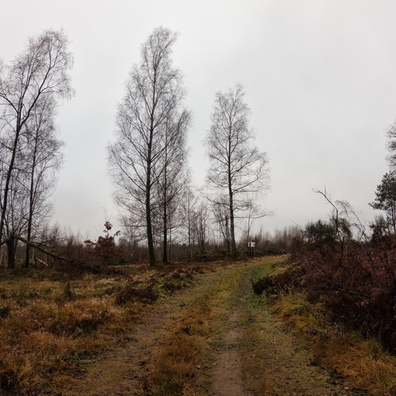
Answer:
[
  {"xmin": 147, "ymin": 296, "xmax": 212, "ymax": 395},
  {"xmin": 243, "ymin": 256, "xmax": 396, "ymax": 395},
  {"xmin": 237, "ymin": 259, "xmax": 276, "ymax": 394},
  {"xmin": 146, "ymin": 257, "xmax": 283, "ymax": 395},
  {"xmin": 269, "ymin": 280, "xmax": 396, "ymax": 395},
  {"xmin": 0, "ymin": 263, "xmax": 211, "ymax": 394},
  {"xmin": 6, "ymin": 255, "xmax": 394, "ymax": 395},
  {"xmin": 0, "ymin": 275, "xmax": 130, "ymax": 393},
  {"xmin": 145, "ymin": 265, "xmax": 237, "ymax": 396},
  {"xmin": 234, "ymin": 256, "xmax": 335, "ymax": 395}
]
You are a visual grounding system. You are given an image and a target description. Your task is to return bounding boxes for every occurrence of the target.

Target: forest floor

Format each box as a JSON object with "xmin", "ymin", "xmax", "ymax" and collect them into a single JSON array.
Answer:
[{"xmin": 59, "ymin": 257, "xmax": 359, "ymax": 396}]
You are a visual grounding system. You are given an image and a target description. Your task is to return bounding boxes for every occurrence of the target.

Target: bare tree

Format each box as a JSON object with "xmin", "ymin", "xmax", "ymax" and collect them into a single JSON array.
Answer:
[
  {"xmin": 205, "ymin": 84, "xmax": 269, "ymax": 258},
  {"xmin": 154, "ymin": 111, "xmax": 190, "ymax": 263},
  {"xmin": 313, "ymin": 187, "xmax": 340, "ymax": 236},
  {"xmin": 179, "ymin": 189, "xmax": 210, "ymax": 257},
  {"xmin": 108, "ymin": 27, "xmax": 190, "ymax": 266},
  {"xmin": 313, "ymin": 188, "xmax": 353, "ymax": 243},
  {"xmin": 194, "ymin": 201, "xmax": 209, "ymax": 255},
  {"xmin": 387, "ymin": 120, "xmax": 396, "ymax": 170},
  {"xmin": 22, "ymin": 95, "xmax": 63, "ymax": 267},
  {"xmin": 242, "ymin": 200, "xmax": 263, "ymax": 245},
  {"xmin": 1, "ymin": 168, "xmax": 29, "ymax": 268},
  {"xmin": 0, "ymin": 30, "xmax": 73, "ymax": 264},
  {"xmin": 179, "ymin": 187, "xmax": 198, "ymax": 258},
  {"xmin": 337, "ymin": 199, "xmax": 368, "ymax": 242},
  {"xmin": 212, "ymin": 197, "xmax": 231, "ymax": 253}
]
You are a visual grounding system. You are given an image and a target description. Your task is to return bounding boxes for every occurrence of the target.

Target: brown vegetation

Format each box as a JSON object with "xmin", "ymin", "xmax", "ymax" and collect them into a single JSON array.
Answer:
[
  {"xmin": 0, "ymin": 262, "xmax": 208, "ymax": 395},
  {"xmin": 3, "ymin": 255, "xmax": 392, "ymax": 395},
  {"xmin": 280, "ymin": 236, "xmax": 396, "ymax": 354},
  {"xmin": 253, "ymin": 236, "xmax": 396, "ymax": 395}
]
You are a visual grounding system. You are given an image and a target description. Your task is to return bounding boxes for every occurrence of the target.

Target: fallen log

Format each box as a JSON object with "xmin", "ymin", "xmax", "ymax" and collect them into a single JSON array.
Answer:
[{"xmin": 14, "ymin": 236, "xmax": 71, "ymax": 262}]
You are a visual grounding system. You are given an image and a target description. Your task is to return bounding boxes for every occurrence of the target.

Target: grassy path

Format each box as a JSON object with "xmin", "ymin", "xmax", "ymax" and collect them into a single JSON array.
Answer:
[
  {"xmin": 236, "ymin": 262, "xmax": 348, "ymax": 395},
  {"xmin": 63, "ymin": 257, "xmax": 349, "ymax": 395},
  {"xmin": 208, "ymin": 258, "xmax": 347, "ymax": 396},
  {"xmin": 211, "ymin": 263, "xmax": 255, "ymax": 396}
]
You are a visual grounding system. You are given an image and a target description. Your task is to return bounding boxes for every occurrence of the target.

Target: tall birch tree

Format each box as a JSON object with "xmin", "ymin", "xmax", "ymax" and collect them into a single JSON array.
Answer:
[
  {"xmin": 108, "ymin": 27, "xmax": 190, "ymax": 266},
  {"xmin": 0, "ymin": 30, "xmax": 73, "ymax": 266},
  {"xmin": 205, "ymin": 84, "xmax": 269, "ymax": 258},
  {"xmin": 22, "ymin": 95, "xmax": 63, "ymax": 267}
]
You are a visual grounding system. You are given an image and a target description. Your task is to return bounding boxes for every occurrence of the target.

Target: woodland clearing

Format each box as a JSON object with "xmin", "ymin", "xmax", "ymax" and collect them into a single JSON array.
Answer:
[{"xmin": 0, "ymin": 257, "xmax": 394, "ymax": 395}]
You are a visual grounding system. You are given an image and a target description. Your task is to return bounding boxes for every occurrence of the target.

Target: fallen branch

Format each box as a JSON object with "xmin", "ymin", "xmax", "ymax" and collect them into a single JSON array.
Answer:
[
  {"xmin": 34, "ymin": 257, "xmax": 49, "ymax": 267},
  {"xmin": 15, "ymin": 236, "xmax": 71, "ymax": 262},
  {"xmin": 15, "ymin": 236, "xmax": 105, "ymax": 273}
]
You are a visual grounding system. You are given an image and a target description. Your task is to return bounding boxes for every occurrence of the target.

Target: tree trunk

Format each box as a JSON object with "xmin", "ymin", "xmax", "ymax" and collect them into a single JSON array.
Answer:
[
  {"xmin": 229, "ymin": 206, "xmax": 237, "ymax": 258},
  {"xmin": 224, "ymin": 215, "xmax": 231, "ymax": 254},
  {"xmin": 16, "ymin": 235, "xmax": 70, "ymax": 262},
  {"xmin": 188, "ymin": 220, "xmax": 192, "ymax": 259},
  {"xmin": 162, "ymin": 164, "xmax": 168, "ymax": 264},
  {"xmin": 25, "ymin": 133, "xmax": 38, "ymax": 268},
  {"xmin": 199, "ymin": 239, "xmax": 205, "ymax": 255},
  {"xmin": 146, "ymin": 170, "xmax": 156, "ymax": 266},
  {"xmin": 162, "ymin": 209, "xmax": 168, "ymax": 264},
  {"xmin": 146, "ymin": 199, "xmax": 156, "ymax": 266},
  {"xmin": 25, "ymin": 179, "xmax": 35, "ymax": 268},
  {"xmin": 228, "ymin": 173, "xmax": 237, "ymax": 259},
  {"xmin": 0, "ymin": 122, "xmax": 22, "ymax": 246},
  {"xmin": 6, "ymin": 237, "xmax": 16, "ymax": 269},
  {"xmin": 146, "ymin": 120, "xmax": 157, "ymax": 266},
  {"xmin": 25, "ymin": 243, "xmax": 31, "ymax": 268}
]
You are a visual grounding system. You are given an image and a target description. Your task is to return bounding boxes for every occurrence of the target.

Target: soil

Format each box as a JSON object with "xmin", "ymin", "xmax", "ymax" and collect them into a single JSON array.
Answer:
[
  {"xmin": 62, "ymin": 260, "xmax": 354, "ymax": 396},
  {"xmin": 212, "ymin": 308, "xmax": 253, "ymax": 396}
]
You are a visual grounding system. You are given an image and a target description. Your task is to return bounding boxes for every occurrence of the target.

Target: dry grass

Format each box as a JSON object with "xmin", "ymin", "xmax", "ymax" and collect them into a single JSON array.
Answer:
[
  {"xmin": 252, "ymin": 253, "xmax": 396, "ymax": 394},
  {"xmin": 0, "ymin": 263, "xmax": 211, "ymax": 394},
  {"xmin": 0, "ymin": 274, "xmax": 132, "ymax": 394},
  {"xmin": 272, "ymin": 291, "xmax": 396, "ymax": 395},
  {"xmin": 147, "ymin": 298, "xmax": 212, "ymax": 395},
  {"xmin": 146, "ymin": 257, "xmax": 282, "ymax": 396},
  {"xmin": 144, "ymin": 264, "xmax": 241, "ymax": 396}
]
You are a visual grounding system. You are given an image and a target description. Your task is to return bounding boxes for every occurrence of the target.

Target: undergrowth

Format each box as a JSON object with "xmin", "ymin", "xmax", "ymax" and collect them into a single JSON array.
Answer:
[
  {"xmin": 271, "ymin": 292, "xmax": 396, "ymax": 395},
  {"xmin": 278, "ymin": 237, "xmax": 396, "ymax": 354},
  {"xmin": 253, "ymin": 249, "xmax": 396, "ymax": 396},
  {"xmin": 0, "ymin": 263, "xmax": 209, "ymax": 395}
]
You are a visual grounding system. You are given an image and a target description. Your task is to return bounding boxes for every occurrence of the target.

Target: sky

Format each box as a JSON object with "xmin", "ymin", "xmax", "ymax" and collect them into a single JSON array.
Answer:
[{"xmin": 1, "ymin": 0, "xmax": 395, "ymax": 240}]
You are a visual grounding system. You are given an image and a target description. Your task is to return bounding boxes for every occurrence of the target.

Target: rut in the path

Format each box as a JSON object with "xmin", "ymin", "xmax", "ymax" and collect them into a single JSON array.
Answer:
[
  {"xmin": 211, "ymin": 264, "xmax": 350, "ymax": 396},
  {"xmin": 212, "ymin": 269, "xmax": 253, "ymax": 396},
  {"xmin": 212, "ymin": 308, "xmax": 253, "ymax": 396}
]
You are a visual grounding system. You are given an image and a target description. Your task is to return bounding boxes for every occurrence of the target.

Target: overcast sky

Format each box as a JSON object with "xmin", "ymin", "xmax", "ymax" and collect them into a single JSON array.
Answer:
[{"xmin": 1, "ymin": 0, "xmax": 395, "ymax": 239}]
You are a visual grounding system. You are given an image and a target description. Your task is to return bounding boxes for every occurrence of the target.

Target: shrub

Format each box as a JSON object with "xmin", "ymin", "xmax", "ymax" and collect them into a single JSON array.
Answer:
[
  {"xmin": 262, "ymin": 236, "xmax": 396, "ymax": 354},
  {"xmin": 115, "ymin": 285, "xmax": 158, "ymax": 305}
]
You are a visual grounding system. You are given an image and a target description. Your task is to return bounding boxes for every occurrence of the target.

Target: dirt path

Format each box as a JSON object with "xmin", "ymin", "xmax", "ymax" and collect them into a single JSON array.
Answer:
[
  {"xmin": 211, "ymin": 264, "xmax": 348, "ymax": 396},
  {"xmin": 212, "ymin": 306, "xmax": 253, "ymax": 396},
  {"xmin": 212, "ymin": 271, "xmax": 253, "ymax": 396},
  {"xmin": 65, "ymin": 300, "xmax": 181, "ymax": 395},
  {"xmin": 63, "ymin": 259, "xmax": 352, "ymax": 396},
  {"xmin": 64, "ymin": 284, "xmax": 212, "ymax": 396}
]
